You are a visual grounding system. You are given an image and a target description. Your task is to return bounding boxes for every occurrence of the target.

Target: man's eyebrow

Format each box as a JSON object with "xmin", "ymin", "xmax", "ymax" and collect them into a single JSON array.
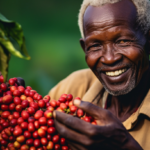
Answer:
[
  {"xmin": 85, "ymin": 30, "xmax": 137, "ymax": 43},
  {"xmin": 115, "ymin": 32, "xmax": 137, "ymax": 39}
]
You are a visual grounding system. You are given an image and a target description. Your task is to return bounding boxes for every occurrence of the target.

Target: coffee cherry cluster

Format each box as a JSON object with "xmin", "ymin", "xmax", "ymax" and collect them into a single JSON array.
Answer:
[{"xmin": 0, "ymin": 75, "xmax": 96, "ymax": 150}]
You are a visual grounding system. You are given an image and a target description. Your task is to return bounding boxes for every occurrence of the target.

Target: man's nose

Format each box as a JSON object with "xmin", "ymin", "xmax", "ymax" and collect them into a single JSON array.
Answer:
[{"xmin": 100, "ymin": 44, "xmax": 122, "ymax": 65}]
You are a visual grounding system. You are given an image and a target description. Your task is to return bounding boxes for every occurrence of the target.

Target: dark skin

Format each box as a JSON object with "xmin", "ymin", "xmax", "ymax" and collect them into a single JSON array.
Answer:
[{"xmin": 54, "ymin": 0, "xmax": 150, "ymax": 149}]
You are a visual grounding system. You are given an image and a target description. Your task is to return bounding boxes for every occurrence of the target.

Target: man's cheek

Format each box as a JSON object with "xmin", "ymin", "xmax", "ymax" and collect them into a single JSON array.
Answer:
[
  {"xmin": 85, "ymin": 53, "xmax": 101, "ymax": 68},
  {"xmin": 120, "ymin": 47, "xmax": 144, "ymax": 64}
]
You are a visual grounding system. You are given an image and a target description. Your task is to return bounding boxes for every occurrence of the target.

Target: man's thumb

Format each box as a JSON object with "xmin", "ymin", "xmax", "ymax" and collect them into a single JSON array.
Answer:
[{"xmin": 73, "ymin": 99, "xmax": 103, "ymax": 120}]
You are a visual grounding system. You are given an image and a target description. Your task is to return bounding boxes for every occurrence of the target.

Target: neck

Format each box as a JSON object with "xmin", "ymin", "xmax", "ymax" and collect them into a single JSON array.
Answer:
[{"xmin": 107, "ymin": 68, "xmax": 150, "ymax": 122}]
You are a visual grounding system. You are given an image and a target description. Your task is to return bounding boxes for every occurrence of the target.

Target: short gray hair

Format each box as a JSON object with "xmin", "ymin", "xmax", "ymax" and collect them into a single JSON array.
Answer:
[{"xmin": 78, "ymin": 0, "xmax": 150, "ymax": 38}]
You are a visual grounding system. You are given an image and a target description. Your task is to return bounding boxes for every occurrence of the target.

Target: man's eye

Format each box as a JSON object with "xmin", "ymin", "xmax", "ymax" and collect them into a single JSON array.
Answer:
[
  {"xmin": 120, "ymin": 40, "xmax": 126, "ymax": 44},
  {"xmin": 117, "ymin": 40, "xmax": 131, "ymax": 44},
  {"xmin": 87, "ymin": 44, "xmax": 101, "ymax": 51}
]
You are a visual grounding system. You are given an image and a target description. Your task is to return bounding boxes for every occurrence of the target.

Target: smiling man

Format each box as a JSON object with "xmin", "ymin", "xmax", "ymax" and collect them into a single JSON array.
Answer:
[{"xmin": 49, "ymin": 0, "xmax": 150, "ymax": 149}]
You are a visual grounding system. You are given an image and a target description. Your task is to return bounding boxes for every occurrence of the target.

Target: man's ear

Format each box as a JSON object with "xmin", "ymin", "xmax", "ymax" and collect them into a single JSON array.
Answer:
[{"xmin": 79, "ymin": 38, "xmax": 86, "ymax": 53}]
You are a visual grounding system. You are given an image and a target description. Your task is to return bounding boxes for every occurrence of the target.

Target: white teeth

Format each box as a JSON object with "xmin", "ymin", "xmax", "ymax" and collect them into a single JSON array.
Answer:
[
  {"xmin": 106, "ymin": 68, "xmax": 127, "ymax": 76},
  {"xmin": 115, "ymin": 71, "xmax": 119, "ymax": 76}
]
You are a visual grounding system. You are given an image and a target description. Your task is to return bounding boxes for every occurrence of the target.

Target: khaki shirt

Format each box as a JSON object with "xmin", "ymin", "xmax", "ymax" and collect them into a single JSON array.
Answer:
[{"xmin": 49, "ymin": 68, "xmax": 150, "ymax": 150}]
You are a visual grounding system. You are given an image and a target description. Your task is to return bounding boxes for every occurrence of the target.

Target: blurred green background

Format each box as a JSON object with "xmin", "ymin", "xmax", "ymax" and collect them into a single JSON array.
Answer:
[{"xmin": 0, "ymin": 0, "xmax": 88, "ymax": 96}]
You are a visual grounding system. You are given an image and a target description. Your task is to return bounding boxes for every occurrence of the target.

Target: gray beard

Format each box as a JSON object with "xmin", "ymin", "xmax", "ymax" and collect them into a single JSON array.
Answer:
[{"xmin": 100, "ymin": 76, "xmax": 136, "ymax": 96}]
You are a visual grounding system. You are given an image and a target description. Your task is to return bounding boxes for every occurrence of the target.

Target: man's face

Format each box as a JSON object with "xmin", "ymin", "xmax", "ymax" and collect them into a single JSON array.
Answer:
[{"xmin": 80, "ymin": 0, "xmax": 149, "ymax": 96}]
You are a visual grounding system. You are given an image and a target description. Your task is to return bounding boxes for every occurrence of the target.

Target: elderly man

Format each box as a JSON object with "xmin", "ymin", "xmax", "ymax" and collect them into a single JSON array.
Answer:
[{"xmin": 50, "ymin": 0, "xmax": 150, "ymax": 149}]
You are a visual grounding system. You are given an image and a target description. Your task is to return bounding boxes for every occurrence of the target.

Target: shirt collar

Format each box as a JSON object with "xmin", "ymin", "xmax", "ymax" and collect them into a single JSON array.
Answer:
[
  {"xmin": 82, "ymin": 79, "xmax": 150, "ymax": 130},
  {"xmin": 123, "ymin": 89, "xmax": 150, "ymax": 130},
  {"xmin": 139, "ymin": 89, "xmax": 150, "ymax": 118}
]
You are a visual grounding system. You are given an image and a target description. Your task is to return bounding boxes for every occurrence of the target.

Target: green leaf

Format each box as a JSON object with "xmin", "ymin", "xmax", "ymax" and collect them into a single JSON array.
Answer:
[
  {"xmin": 0, "ymin": 13, "xmax": 31, "ymax": 60},
  {"xmin": 0, "ymin": 45, "xmax": 10, "ymax": 82},
  {"xmin": 0, "ymin": 13, "xmax": 31, "ymax": 81},
  {"xmin": 0, "ymin": 36, "xmax": 30, "ymax": 60},
  {"xmin": 0, "ymin": 13, "xmax": 11, "ymax": 23}
]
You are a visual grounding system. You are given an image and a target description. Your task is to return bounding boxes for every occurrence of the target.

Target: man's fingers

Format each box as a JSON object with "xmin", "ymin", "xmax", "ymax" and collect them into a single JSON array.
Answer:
[
  {"xmin": 54, "ymin": 117, "xmax": 93, "ymax": 147},
  {"xmin": 54, "ymin": 110, "xmax": 97, "ymax": 135},
  {"xmin": 67, "ymin": 141, "xmax": 87, "ymax": 150},
  {"xmin": 73, "ymin": 99, "xmax": 107, "ymax": 119},
  {"xmin": 67, "ymin": 144, "xmax": 79, "ymax": 150}
]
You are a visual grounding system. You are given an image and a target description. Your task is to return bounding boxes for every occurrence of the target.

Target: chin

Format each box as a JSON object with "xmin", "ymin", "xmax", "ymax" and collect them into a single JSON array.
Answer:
[{"xmin": 101, "ymin": 77, "xmax": 136, "ymax": 96}]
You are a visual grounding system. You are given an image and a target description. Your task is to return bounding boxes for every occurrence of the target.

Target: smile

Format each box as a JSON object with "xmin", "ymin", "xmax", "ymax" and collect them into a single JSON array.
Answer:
[{"xmin": 105, "ymin": 68, "xmax": 127, "ymax": 77}]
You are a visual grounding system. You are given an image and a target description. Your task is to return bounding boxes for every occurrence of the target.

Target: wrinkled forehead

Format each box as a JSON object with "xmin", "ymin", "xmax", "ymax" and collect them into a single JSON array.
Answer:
[{"xmin": 83, "ymin": 0, "xmax": 137, "ymax": 31}]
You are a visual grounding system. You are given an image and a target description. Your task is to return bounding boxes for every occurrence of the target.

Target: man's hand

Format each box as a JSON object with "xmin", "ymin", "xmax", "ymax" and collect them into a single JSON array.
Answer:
[{"xmin": 54, "ymin": 100, "xmax": 143, "ymax": 150}]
